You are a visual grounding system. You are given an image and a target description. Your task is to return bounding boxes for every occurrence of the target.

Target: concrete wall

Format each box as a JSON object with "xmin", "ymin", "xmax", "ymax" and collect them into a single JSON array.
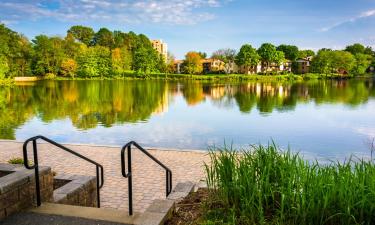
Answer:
[{"xmin": 0, "ymin": 164, "xmax": 53, "ymax": 220}]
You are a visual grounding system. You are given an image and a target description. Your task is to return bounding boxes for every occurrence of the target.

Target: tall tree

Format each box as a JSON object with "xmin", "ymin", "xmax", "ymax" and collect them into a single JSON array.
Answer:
[
  {"xmin": 235, "ymin": 44, "xmax": 260, "ymax": 74},
  {"xmin": 212, "ymin": 48, "xmax": 237, "ymax": 63},
  {"xmin": 184, "ymin": 52, "xmax": 203, "ymax": 74},
  {"xmin": 298, "ymin": 50, "xmax": 315, "ymax": 58},
  {"xmin": 277, "ymin": 45, "xmax": 299, "ymax": 61},
  {"xmin": 93, "ymin": 28, "xmax": 114, "ymax": 48},
  {"xmin": 345, "ymin": 43, "xmax": 366, "ymax": 55},
  {"xmin": 67, "ymin": 25, "xmax": 95, "ymax": 46},
  {"xmin": 257, "ymin": 43, "xmax": 285, "ymax": 72}
]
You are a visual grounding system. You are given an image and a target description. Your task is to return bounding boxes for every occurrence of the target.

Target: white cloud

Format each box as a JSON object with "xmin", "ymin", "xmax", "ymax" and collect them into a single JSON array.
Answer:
[
  {"xmin": 320, "ymin": 9, "xmax": 375, "ymax": 32},
  {"xmin": 0, "ymin": 0, "xmax": 229, "ymax": 25}
]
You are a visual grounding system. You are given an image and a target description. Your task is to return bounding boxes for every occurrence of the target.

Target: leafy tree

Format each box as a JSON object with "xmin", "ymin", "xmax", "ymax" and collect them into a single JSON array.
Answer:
[
  {"xmin": 235, "ymin": 44, "xmax": 260, "ymax": 74},
  {"xmin": 345, "ymin": 43, "xmax": 366, "ymax": 55},
  {"xmin": 298, "ymin": 50, "xmax": 315, "ymax": 59},
  {"xmin": 352, "ymin": 53, "xmax": 372, "ymax": 75},
  {"xmin": 277, "ymin": 45, "xmax": 299, "ymax": 61},
  {"xmin": 311, "ymin": 50, "xmax": 355, "ymax": 75},
  {"xmin": 0, "ymin": 55, "xmax": 9, "ymax": 78},
  {"xmin": 184, "ymin": 52, "xmax": 203, "ymax": 74},
  {"xmin": 67, "ymin": 25, "xmax": 95, "ymax": 46},
  {"xmin": 60, "ymin": 58, "xmax": 77, "ymax": 78},
  {"xmin": 133, "ymin": 47, "xmax": 157, "ymax": 74},
  {"xmin": 212, "ymin": 48, "xmax": 237, "ymax": 63},
  {"xmin": 77, "ymin": 46, "xmax": 111, "ymax": 78},
  {"xmin": 93, "ymin": 28, "xmax": 114, "ymax": 48},
  {"xmin": 32, "ymin": 35, "xmax": 65, "ymax": 76},
  {"xmin": 257, "ymin": 43, "xmax": 285, "ymax": 72}
]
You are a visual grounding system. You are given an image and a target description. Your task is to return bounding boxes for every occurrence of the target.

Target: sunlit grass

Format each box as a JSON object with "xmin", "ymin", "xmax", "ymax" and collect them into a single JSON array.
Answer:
[{"xmin": 204, "ymin": 143, "xmax": 375, "ymax": 225}]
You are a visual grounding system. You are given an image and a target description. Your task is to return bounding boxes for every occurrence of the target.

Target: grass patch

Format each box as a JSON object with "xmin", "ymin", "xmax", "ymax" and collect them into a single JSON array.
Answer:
[
  {"xmin": 204, "ymin": 143, "xmax": 375, "ymax": 225},
  {"xmin": 7, "ymin": 157, "xmax": 25, "ymax": 165}
]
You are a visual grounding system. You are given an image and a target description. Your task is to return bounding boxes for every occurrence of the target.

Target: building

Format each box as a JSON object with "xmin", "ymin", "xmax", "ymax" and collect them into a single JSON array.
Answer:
[
  {"xmin": 294, "ymin": 56, "xmax": 313, "ymax": 74},
  {"xmin": 201, "ymin": 59, "xmax": 225, "ymax": 74},
  {"xmin": 151, "ymin": 40, "xmax": 168, "ymax": 61}
]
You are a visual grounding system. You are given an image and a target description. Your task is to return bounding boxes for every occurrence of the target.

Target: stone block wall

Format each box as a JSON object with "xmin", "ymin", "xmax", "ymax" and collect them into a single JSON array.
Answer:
[
  {"xmin": 52, "ymin": 174, "xmax": 98, "ymax": 207},
  {"xmin": 0, "ymin": 164, "xmax": 53, "ymax": 220}
]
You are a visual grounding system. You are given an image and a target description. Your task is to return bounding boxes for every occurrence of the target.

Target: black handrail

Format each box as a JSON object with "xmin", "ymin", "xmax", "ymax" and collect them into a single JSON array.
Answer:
[
  {"xmin": 22, "ymin": 135, "xmax": 104, "ymax": 208},
  {"xmin": 121, "ymin": 141, "xmax": 172, "ymax": 216}
]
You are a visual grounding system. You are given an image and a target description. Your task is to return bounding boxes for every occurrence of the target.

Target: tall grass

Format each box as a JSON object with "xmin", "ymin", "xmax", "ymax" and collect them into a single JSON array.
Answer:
[{"xmin": 204, "ymin": 143, "xmax": 375, "ymax": 225}]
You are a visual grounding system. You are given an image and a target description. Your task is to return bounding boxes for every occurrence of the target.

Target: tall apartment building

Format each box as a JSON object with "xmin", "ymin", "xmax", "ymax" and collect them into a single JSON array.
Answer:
[{"xmin": 151, "ymin": 40, "xmax": 168, "ymax": 61}]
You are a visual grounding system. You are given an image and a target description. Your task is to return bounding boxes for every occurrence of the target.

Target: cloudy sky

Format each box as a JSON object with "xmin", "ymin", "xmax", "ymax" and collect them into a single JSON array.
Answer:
[{"xmin": 1, "ymin": 0, "xmax": 375, "ymax": 58}]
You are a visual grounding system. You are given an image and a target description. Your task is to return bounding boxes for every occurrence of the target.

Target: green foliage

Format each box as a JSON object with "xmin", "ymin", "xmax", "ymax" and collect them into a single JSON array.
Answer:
[
  {"xmin": 67, "ymin": 25, "xmax": 95, "ymax": 46},
  {"xmin": 277, "ymin": 44, "xmax": 299, "ymax": 61},
  {"xmin": 205, "ymin": 143, "xmax": 375, "ymax": 225},
  {"xmin": 345, "ymin": 43, "xmax": 366, "ymax": 55},
  {"xmin": 311, "ymin": 50, "xmax": 356, "ymax": 75},
  {"xmin": 77, "ymin": 46, "xmax": 111, "ymax": 78},
  {"xmin": 235, "ymin": 44, "xmax": 260, "ymax": 73},
  {"xmin": 8, "ymin": 157, "xmax": 25, "ymax": 165},
  {"xmin": 0, "ymin": 55, "xmax": 9, "ymax": 78},
  {"xmin": 298, "ymin": 49, "xmax": 315, "ymax": 58},
  {"xmin": 93, "ymin": 28, "xmax": 114, "ymax": 48},
  {"xmin": 352, "ymin": 53, "xmax": 372, "ymax": 75},
  {"xmin": 258, "ymin": 43, "xmax": 285, "ymax": 72}
]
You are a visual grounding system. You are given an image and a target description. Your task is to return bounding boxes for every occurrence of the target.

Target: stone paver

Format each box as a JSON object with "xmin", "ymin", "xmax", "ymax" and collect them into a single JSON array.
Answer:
[{"xmin": 0, "ymin": 140, "xmax": 209, "ymax": 213}]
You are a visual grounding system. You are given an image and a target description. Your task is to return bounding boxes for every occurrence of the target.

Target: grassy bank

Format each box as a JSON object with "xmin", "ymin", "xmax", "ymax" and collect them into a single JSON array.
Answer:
[
  {"xmin": 203, "ymin": 144, "xmax": 375, "ymax": 225},
  {"xmin": 55, "ymin": 72, "xmax": 370, "ymax": 82}
]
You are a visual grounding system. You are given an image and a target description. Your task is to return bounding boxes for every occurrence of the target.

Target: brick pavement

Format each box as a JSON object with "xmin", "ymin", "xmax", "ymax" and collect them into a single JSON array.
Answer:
[{"xmin": 0, "ymin": 140, "xmax": 209, "ymax": 213}]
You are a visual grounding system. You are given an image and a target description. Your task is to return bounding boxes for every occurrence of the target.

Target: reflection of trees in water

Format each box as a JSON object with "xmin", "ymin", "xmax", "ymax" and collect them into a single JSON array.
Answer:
[{"xmin": 0, "ymin": 79, "xmax": 374, "ymax": 139}]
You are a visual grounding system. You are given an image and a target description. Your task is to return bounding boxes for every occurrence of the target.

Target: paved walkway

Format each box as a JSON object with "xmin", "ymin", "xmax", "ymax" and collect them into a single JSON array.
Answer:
[{"xmin": 0, "ymin": 140, "xmax": 209, "ymax": 213}]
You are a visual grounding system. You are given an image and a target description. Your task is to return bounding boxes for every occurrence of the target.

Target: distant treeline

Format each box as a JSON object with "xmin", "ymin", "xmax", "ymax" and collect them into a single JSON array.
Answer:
[
  {"xmin": 0, "ymin": 23, "xmax": 374, "ymax": 79},
  {"xmin": 0, "ymin": 24, "xmax": 167, "ymax": 79}
]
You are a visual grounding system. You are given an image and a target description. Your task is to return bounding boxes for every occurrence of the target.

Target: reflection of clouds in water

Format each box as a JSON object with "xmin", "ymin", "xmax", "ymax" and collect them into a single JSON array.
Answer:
[
  {"xmin": 355, "ymin": 127, "xmax": 375, "ymax": 138},
  {"xmin": 15, "ymin": 117, "xmax": 215, "ymax": 149}
]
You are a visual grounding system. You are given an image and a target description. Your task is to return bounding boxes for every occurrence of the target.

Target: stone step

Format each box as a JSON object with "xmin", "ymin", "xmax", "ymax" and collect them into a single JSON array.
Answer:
[{"xmin": 28, "ymin": 203, "xmax": 140, "ymax": 225}]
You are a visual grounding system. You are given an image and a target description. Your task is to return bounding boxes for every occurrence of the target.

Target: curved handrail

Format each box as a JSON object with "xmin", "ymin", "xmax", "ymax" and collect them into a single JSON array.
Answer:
[
  {"xmin": 23, "ymin": 135, "xmax": 104, "ymax": 207},
  {"xmin": 121, "ymin": 141, "xmax": 173, "ymax": 215}
]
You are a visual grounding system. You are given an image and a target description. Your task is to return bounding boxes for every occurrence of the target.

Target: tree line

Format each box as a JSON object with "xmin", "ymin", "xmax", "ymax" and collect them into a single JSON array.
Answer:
[
  {"xmin": 0, "ymin": 24, "xmax": 167, "ymax": 79},
  {"xmin": 183, "ymin": 43, "xmax": 375, "ymax": 75},
  {"xmin": 1, "ymin": 23, "xmax": 374, "ymax": 78}
]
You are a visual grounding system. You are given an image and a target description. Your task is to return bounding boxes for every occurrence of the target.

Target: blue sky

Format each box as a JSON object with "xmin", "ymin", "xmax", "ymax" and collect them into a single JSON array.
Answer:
[{"xmin": 1, "ymin": 0, "xmax": 375, "ymax": 58}]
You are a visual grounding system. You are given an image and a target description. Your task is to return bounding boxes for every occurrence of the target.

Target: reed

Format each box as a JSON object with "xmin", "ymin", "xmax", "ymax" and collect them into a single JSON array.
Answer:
[{"xmin": 204, "ymin": 143, "xmax": 375, "ymax": 225}]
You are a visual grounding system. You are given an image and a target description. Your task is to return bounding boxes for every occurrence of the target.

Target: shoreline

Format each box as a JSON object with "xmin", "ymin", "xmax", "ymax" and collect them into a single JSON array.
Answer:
[{"xmin": 2, "ymin": 73, "xmax": 373, "ymax": 85}]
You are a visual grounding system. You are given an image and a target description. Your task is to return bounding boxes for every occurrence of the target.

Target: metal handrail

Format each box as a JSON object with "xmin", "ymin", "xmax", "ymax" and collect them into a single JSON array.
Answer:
[
  {"xmin": 22, "ymin": 135, "xmax": 104, "ymax": 208},
  {"xmin": 121, "ymin": 141, "xmax": 172, "ymax": 216}
]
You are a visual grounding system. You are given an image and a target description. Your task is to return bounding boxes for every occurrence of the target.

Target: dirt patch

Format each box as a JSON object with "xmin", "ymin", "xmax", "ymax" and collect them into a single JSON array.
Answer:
[{"xmin": 165, "ymin": 188, "xmax": 209, "ymax": 225}]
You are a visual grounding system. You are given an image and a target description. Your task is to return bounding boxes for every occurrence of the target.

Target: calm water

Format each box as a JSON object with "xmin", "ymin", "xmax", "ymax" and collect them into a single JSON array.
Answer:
[{"xmin": 1, "ymin": 79, "xmax": 374, "ymax": 159}]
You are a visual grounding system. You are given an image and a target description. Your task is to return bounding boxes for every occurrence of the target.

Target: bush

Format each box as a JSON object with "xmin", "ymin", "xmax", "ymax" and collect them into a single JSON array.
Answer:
[{"xmin": 204, "ymin": 143, "xmax": 375, "ymax": 225}]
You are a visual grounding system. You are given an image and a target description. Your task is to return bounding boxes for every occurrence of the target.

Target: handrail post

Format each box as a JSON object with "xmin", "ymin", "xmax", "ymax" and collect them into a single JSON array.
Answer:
[
  {"xmin": 32, "ymin": 139, "xmax": 41, "ymax": 206},
  {"xmin": 127, "ymin": 145, "xmax": 133, "ymax": 216},
  {"xmin": 96, "ymin": 166, "xmax": 101, "ymax": 207}
]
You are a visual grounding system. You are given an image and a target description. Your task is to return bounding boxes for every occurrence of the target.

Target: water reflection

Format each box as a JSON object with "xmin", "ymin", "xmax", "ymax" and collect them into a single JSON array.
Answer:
[{"xmin": 0, "ymin": 79, "xmax": 374, "ymax": 140}]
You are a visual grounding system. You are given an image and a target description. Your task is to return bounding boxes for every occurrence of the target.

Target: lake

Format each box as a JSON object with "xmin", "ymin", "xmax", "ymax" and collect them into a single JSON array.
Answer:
[{"xmin": 1, "ymin": 79, "xmax": 374, "ymax": 160}]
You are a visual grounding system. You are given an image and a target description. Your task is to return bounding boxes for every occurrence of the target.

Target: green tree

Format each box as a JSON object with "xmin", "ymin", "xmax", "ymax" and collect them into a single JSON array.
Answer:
[
  {"xmin": 257, "ymin": 43, "xmax": 285, "ymax": 73},
  {"xmin": 67, "ymin": 25, "xmax": 95, "ymax": 46},
  {"xmin": 311, "ymin": 50, "xmax": 355, "ymax": 75},
  {"xmin": 77, "ymin": 46, "xmax": 111, "ymax": 78},
  {"xmin": 277, "ymin": 45, "xmax": 299, "ymax": 61},
  {"xmin": 345, "ymin": 43, "xmax": 366, "ymax": 55},
  {"xmin": 352, "ymin": 53, "xmax": 372, "ymax": 75},
  {"xmin": 235, "ymin": 44, "xmax": 260, "ymax": 74},
  {"xmin": 298, "ymin": 50, "xmax": 315, "ymax": 59},
  {"xmin": 133, "ymin": 47, "xmax": 157, "ymax": 74},
  {"xmin": 32, "ymin": 35, "xmax": 66, "ymax": 76},
  {"xmin": 93, "ymin": 28, "xmax": 114, "ymax": 48},
  {"xmin": 197, "ymin": 52, "xmax": 207, "ymax": 59},
  {"xmin": 0, "ymin": 55, "xmax": 9, "ymax": 78},
  {"xmin": 183, "ymin": 52, "xmax": 203, "ymax": 74}
]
